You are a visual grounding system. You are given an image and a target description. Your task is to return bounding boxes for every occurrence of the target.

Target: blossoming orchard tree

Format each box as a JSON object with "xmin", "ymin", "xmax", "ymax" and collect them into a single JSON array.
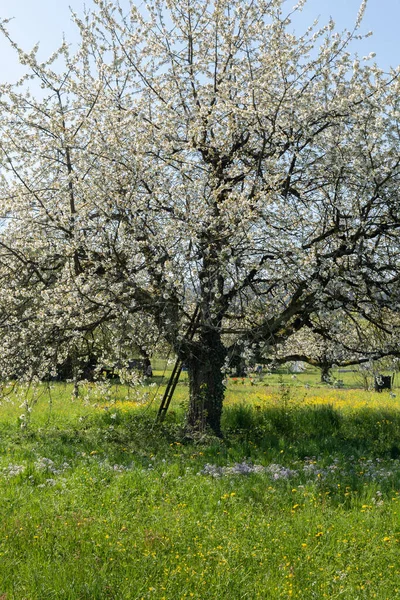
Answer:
[
  {"xmin": 270, "ymin": 308, "xmax": 400, "ymax": 382},
  {"xmin": 0, "ymin": 0, "xmax": 399, "ymax": 434}
]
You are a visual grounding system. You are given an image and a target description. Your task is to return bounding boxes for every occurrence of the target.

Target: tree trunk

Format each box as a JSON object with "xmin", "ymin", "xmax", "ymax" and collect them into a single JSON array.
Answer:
[
  {"xmin": 320, "ymin": 364, "xmax": 331, "ymax": 383},
  {"xmin": 186, "ymin": 330, "xmax": 226, "ymax": 436}
]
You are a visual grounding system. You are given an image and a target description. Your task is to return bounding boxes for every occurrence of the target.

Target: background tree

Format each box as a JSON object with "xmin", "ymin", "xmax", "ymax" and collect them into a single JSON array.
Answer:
[
  {"xmin": 0, "ymin": 0, "xmax": 399, "ymax": 434},
  {"xmin": 264, "ymin": 307, "xmax": 400, "ymax": 382}
]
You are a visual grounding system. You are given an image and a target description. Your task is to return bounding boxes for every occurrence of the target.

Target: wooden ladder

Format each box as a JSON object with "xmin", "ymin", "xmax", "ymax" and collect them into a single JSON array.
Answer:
[{"xmin": 157, "ymin": 306, "xmax": 200, "ymax": 422}]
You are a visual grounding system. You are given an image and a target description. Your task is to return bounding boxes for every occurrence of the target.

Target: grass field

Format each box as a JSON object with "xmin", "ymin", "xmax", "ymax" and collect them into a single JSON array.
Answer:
[{"xmin": 1, "ymin": 374, "xmax": 400, "ymax": 599}]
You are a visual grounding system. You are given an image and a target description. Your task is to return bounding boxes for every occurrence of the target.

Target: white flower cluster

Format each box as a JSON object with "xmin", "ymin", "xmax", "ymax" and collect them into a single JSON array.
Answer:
[
  {"xmin": 2, "ymin": 464, "xmax": 25, "ymax": 477},
  {"xmin": 34, "ymin": 457, "xmax": 70, "ymax": 475},
  {"xmin": 200, "ymin": 461, "xmax": 298, "ymax": 478}
]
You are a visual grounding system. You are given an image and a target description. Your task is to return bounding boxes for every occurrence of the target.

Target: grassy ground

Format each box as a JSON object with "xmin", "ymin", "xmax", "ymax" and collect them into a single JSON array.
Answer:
[
  {"xmin": 150, "ymin": 360, "xmax": 399, "ymax": 389},
  {"xmin": 1, "ymin": 376, "xmax": 400, "ymax": 599}
]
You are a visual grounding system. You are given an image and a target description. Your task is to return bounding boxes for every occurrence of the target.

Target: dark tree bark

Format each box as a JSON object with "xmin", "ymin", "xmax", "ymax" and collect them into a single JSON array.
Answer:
[
  {"xmin": 320, "ymin": 364, "xmax": 332, "ymax": 383},
  {"xmin": 186, "ymin": 329, "xmax": 226, "ymax": 436}
]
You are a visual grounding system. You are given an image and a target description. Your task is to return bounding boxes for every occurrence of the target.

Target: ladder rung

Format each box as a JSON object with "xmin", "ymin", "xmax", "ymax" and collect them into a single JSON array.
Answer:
[{"xmin": 156, "ymin": 307, "xmax": 200, "ymax": 421}]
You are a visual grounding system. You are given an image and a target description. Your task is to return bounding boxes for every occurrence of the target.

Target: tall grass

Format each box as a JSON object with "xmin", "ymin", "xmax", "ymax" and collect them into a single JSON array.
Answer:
[{"xmin": 0, "ymin": 381, "xmax": 400, "ymax": 598}]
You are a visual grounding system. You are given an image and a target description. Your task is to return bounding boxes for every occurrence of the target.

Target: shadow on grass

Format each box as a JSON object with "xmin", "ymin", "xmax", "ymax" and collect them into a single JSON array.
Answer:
[
  {"xmin": 2, "ymin": 401, "xmax": 400, "ymax": 468},
  {"xmin": 221, "ymin": 402, "xmax": 400, "ymax": 460}
]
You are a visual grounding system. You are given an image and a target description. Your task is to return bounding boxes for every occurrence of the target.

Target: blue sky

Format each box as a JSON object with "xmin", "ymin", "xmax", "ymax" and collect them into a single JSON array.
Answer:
[{"xmin": 0, "ymin": 0, "xmax": 399, "ymax": 85}]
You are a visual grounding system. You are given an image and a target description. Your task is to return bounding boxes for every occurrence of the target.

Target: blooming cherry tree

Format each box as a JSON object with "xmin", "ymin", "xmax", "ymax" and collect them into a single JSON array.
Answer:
[{"xmin": 0, "ymin": 0, "xmax": 399, "ymax": 434}]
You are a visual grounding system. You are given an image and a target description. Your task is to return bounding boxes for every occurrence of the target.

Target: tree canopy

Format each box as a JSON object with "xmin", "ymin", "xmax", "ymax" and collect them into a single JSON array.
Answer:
[{"xmin": 0, "ymin": 0, "xmax": 399, "ymax": 434}]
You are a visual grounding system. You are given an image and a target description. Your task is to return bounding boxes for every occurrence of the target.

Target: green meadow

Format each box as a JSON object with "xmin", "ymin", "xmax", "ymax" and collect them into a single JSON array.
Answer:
[{"xmin": 1, "ymin": 375, "xmax": 400, "ymax": 599}]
